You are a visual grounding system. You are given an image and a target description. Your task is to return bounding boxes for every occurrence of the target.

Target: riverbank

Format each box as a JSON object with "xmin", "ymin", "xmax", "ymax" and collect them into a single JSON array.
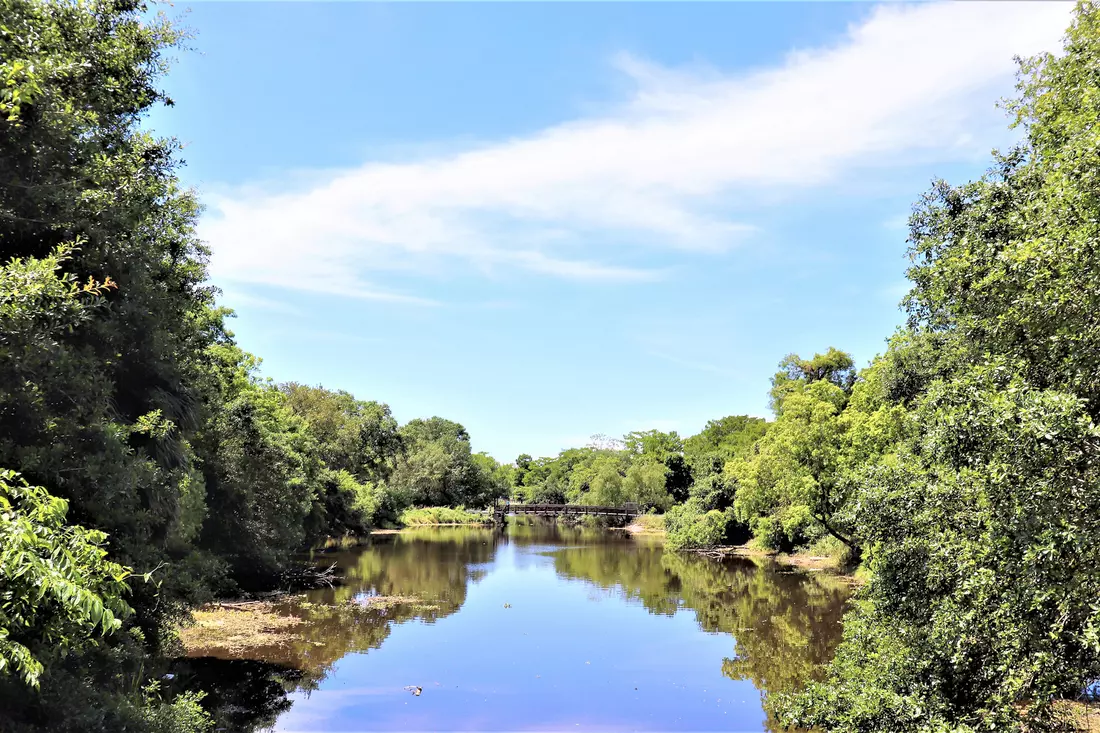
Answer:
[
  {"xmin": 397, "ymin": 506, "xmax": 492, "ymax": 526},
  {"xmin": 621, "ymin": 514, "xmax": 666, "ymax": 536},
  {"xmin": 690, "ymin": 543, "xmax": 863, "ymax": 584}
]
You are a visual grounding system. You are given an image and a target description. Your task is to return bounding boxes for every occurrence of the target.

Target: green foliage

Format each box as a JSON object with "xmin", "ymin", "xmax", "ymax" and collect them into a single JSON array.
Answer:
[
  {"xmin": 727, "ymin": 348, "xmax": 910, "ymax": 555},
  {"xmin": 665, "ymin": 499, "xmax": 737, "ymax": 550},
  {"xmin": 683, "ymin": 415, "xmax": 768, "ymax": 509},
  {"xmin": 0, "ymin": 470, "xmax": 131, "ymax": 687},
  {"xmin": 769, "ymin": 347, "xmax": 857, "ymax": 415},
  {"xmin": 773, "ymin": 367, "xmax": 1100, "ymax": 731},
  {"xmin": 281, "ymin": 383, "xmax": 401, "ymax": 482},
  {"xmin": 623, "ymin": 459, "xmax": 673, "ymax": 511},
  {"xmin": 385, "ymin": 417, "xmax": 506, "ymax": 511},
  {"xmin": 733, "ymin": 362, "xmax": 851, "ymax": 552},
  {"xmin": 195, "ymin": 346, "xmax": 318, "ymax": 587},
  {"xmin": 280, "ymin": 383, "xmax": 402, "ymax": 536},
  {"xmin": 774, "ymin": 5, "xmax": 1100, "ymax": 729},
  {"xmin": 625, "ymin": 429, "xmax": 693, "ymax": 502},
  {"xmin": 136, "ymin": 686, "xmax": 213, "ymax": 733},
  {"xmin": 513, "ymin": 419, "xmax": 766, "ymax": 517},
  {"xmin": 398, "ymin": 506, "xmax": 490, "ymax": 526}
]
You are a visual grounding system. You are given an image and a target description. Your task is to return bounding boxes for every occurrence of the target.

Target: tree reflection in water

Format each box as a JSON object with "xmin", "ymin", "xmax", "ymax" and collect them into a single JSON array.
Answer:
[
  {"xmin": 550, "ymin": 540, "xmax": 852, "ymax": 728},
  {"xmin": 180, "ymin": 524, "xmax": 850, "ymax": 731}
]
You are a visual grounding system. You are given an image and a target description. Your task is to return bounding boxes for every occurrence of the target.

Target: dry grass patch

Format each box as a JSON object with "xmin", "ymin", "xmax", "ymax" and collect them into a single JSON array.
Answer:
[
  {"xmin": 1058, "ymin": 700, "xmax": 1100, "ymax": 732},
  {"xmin": 777, "ymin": 552, "xmax": 841, "ymax": 572},
  {"xmin": 352, "ymin": 595, "xmax": 439, "ymax": 611},
  {"xmin": 180, "ymin": 595, "xmax": 442, "ymax": 657},
  {"xmin": 180, "ymin": 601, "xmax": 305, "ymax": 654},
  {"xmin": 623, "ymin": 514, "xmax": 666, "ymax": 535}
]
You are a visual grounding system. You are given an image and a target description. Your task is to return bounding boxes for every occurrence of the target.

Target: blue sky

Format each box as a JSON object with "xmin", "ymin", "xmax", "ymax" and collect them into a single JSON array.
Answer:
[{"xmin": 150, "ymin": 2, "xmax": 1072, "ymax": 461}]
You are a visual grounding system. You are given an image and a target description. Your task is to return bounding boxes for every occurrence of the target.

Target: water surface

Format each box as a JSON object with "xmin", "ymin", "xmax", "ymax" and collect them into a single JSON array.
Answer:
[{"xmin": 183, "ymin": 523, "xmax": 851, "ymax": 732}]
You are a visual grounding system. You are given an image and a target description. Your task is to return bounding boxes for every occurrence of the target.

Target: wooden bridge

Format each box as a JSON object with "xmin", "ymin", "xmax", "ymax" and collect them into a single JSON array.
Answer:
[{"xmin": 491, "ymin": 500, "xmax": 640, "ymax": 524}]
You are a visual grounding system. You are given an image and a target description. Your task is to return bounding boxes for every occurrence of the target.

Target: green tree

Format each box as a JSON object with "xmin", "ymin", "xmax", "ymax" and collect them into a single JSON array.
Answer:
[
  {"xmin": 281, "ymin": 384, "xmax": 401, "ymax": 481},
  {"xmin": 625, "ymin": 429, "xmax": 692, "ymax": 502},
  {"xmin": 0, "ymin": 470, "xmax": 131, "ymax": 687},
  {"xmin": 387, "ymin": 417, "xmax": 500, "ymax": 510},
  {"xmin": 280, "ymin": 384, "xmax": 401, "ymax": 534},
  {"xmin": 623, "ymin": 459, "xmax": 673, "ymax": 511},
  {"xmin": 0, "ymin": 0, "xmax": 222, "ymax": 631},
  {"xmin": 769, "ymin": 348, "xmax": 856, "ymax": 415},
  {"xmin": 683, "ymin": 415, "xmax": 769, "ymax": 512},
  {"xmin": 774, "ymin": 6, "xmax": 1100, "ymax": 729},
  {"xmin": 732, "ymin": 355, "xmax": 857, "ymax": 551},
  {"xmin": 195, "ymin": 346, "xmax": 318, "ymax": 589}
]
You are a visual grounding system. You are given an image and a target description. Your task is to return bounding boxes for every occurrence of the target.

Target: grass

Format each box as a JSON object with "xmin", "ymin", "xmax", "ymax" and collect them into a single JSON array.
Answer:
[
  {"xmin": 179, "ymin": 601, "xmax": 306, "ymax": 654},
  {"xmin": 179, "ymin": 596, "xmax": 441, "ymax": 658},
  {"xmin": 626, "ymin": 514, "xmax": 666, "ymax": 533},
  {"xmin": 398, "ymin": 506, "xmax": 491, "ymax": 526}
]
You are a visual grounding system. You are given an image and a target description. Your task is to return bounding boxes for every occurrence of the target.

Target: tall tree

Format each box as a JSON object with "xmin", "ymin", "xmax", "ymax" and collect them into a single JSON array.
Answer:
[
  {"xmin": 774, "ymin": 5, "xmax": 1100, "ymax": 730},
  {"xmin": 769, "ymin": 348, "xmax": 856, "ymax": 414}
]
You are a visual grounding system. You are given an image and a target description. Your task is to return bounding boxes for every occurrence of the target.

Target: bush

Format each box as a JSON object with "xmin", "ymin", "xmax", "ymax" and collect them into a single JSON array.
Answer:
[
  {"xmin": 804, "ymin": 535, "xmax": 855, "ymax": 569},
  {"xmin": 666, "ymin": 500, "xmax": 738, "ymax": 550},
  {"xmin": 633, "ymin": 513, "xmax": 666, "ymax": 532},
  {"xmin": 750, "ymin": 505, "xmax": 816, "ymax": 552}
]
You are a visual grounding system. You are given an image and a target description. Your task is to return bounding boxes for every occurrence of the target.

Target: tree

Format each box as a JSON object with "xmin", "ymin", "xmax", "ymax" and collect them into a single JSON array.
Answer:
[
  {"xmin": 0, "ymin": 0, "xmax": 222, "ymax": 640},
  {"xmin": 195, "ymin": 346, "xmax": 318, "ymax": 589},
  {"xmin": 731, "ymin": 379, "xmax": 851, "ymax": 551},
  {"xmin": 0, "ymin": 470, "xmax": 131, "ymax": 688},
  {"xmin": 623, "ymin": 460, "xmax": 672, "ymax": 511},
  {"xmin": 387, "ymin": 417, "xmax": 497, "ymax": 509},
  {"xmin": 683, "ymin": 415, "xmax": 769, "ymax": 510},
  {"xmin": 471, "ymin": 452, "xmax": 512, "ymax": 506},
  {"xmin": 280, "ymin": 384, "xmax": 401, "ymax": 481},
  {"xmin": 279, "ymin": 384, "xmax": 401, "ymax": 534},
  {"xmin": 774, "ymin": 6, "xmax": 1100, "ymax": 729},
  {"xmin": 769, "ymin": 348, "xmax": 856, "ymax": 415},
  {"xmin": 773, "ymin": 366, "xmax": 1100, "ymax": 732},
  {"xmin": 624, "ymin": 430, "xmax": 692, "ymax": 502}
]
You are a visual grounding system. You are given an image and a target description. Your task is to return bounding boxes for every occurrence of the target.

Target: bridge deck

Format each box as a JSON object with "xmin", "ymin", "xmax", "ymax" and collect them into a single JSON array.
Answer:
[{"xmin": 492, "ymin": 502, "xmax": 639, "ymax": 519}]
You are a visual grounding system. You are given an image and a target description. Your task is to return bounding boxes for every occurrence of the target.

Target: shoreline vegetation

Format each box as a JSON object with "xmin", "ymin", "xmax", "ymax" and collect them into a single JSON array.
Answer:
[
  {"xmin": 179, "ymin": 595, "xmax": 439, "ymax": 660},
  {"xmin": 397, "ymin": 506, "xmax": 493, "ymax": 526}
]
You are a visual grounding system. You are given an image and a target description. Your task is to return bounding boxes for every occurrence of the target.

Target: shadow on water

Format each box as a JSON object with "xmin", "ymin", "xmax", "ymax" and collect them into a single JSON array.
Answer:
[
  {"xmin": 179, "ymin": 521, "xmax": 852, "ymax": 731},
  {"xmin": 167, "ymin": 658, "xmax": 309, "ymax": 733}
]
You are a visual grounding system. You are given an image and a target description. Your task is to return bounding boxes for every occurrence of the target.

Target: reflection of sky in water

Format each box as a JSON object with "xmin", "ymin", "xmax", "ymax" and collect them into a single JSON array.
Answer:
[{"xmin": 207, "ymin": 525, "xmax": 849, "ymax": 732}]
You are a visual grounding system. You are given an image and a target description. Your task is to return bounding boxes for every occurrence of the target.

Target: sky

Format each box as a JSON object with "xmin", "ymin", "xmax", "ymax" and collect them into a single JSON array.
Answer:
[{"xmin": 149, "ymin": 1, "xmax": 1074, "ymax": 461}]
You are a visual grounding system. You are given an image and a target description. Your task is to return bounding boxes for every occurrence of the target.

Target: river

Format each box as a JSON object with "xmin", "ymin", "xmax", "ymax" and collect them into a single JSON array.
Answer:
[{"xmin": 178, "ymin": 522, "xmax": 852, "ymax": 732}]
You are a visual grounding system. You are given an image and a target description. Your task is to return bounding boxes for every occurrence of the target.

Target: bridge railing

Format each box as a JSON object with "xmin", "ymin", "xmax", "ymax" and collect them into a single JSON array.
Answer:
[{"xmin": 492, "ymin": 500, "xmax": 640, "ymax": 516}]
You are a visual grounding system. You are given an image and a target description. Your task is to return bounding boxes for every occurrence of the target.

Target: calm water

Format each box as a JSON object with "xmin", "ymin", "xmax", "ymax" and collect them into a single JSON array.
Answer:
[{"xmin": 180, "ymin": 523, "xmax": 852, "ymax": 732}]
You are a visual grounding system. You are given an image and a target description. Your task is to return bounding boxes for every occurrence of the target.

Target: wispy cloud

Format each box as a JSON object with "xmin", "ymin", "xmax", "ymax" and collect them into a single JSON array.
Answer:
[{"xmin": 201, "ymin": 2, "xmax": 1070, "ymax": 303}]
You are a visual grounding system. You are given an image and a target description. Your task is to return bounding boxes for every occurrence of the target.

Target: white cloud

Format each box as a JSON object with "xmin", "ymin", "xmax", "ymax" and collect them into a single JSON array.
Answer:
[{"xmin": 201, "ymin": 2, "xmax": 1071, "ymax": 302}]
